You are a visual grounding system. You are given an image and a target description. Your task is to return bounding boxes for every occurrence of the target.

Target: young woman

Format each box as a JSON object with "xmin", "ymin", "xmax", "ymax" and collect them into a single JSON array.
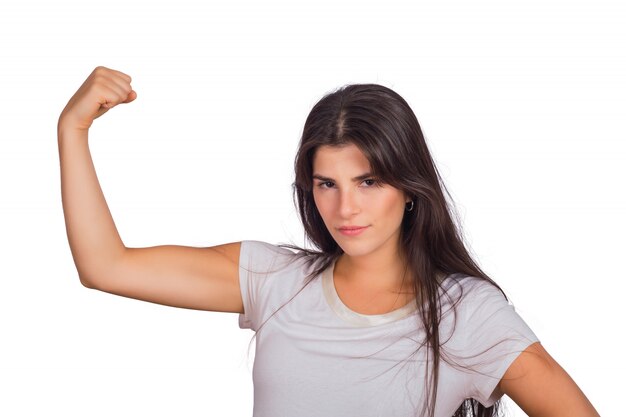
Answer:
[{"xmin": 58, "ymin": 66, "xmax": 600, "ymax": 417}]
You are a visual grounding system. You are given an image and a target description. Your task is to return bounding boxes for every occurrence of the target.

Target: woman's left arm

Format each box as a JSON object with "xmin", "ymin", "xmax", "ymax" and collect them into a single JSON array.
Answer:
[{"xmin": 497, "ymin": 342, "xmax": 600, "ymax": 417}]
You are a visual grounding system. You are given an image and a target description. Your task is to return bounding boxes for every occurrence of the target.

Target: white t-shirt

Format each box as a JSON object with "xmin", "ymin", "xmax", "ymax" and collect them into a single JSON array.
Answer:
[{"xmin": 238, "ymin": 240, "xmax": 539, "ymax": 417}]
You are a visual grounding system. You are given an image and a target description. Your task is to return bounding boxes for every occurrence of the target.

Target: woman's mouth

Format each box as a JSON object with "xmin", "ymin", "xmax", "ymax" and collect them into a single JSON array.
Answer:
[{"xmin": 338, "ymin": 226, "xmax": 369, "ymax": 236}]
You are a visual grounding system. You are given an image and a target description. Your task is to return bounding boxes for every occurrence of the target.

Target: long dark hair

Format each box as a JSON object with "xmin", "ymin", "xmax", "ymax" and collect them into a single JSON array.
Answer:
[{"xmin": 247, "ymin": 83, "xmax": 506, "ymax": 417}]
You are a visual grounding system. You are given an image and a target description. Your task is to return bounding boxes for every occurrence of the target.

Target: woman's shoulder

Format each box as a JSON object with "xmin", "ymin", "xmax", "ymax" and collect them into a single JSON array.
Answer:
[
  {"xmin": 239, "ymin": 239, "xmax": 320, "ymax": 276},
  {"xmin": 438, "ymin": 273, "xmax": 509, "ymax": 316},
  {"xmin": 438, "ymin": 273, "xmax": 531, "ymax": 343},
  {"xmin": 241, "ymin": 239, "xmax": 296, "ymax": 255},
  {"xmin": 440, "ymin": 273, "xmax": 503, "ymax": 295}
]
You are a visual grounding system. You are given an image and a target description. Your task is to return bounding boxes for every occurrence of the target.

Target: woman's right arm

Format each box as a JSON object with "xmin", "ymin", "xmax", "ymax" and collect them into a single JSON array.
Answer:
[{"xmin": 57, "ymin": 66, "xmax": 244, "ymax": 313}]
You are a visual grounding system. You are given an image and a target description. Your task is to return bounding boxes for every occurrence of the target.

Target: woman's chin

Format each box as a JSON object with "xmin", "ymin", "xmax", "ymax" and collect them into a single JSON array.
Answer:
[{"xmin": 335, "ymin": 242, "xmax": 374, "ymax": 258}]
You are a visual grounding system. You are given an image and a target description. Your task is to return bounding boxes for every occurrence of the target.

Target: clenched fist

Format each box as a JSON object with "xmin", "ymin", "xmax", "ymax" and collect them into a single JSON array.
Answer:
[{"xmin": 58, "ymin": 66, "xmax": 137, "ymax": 132}]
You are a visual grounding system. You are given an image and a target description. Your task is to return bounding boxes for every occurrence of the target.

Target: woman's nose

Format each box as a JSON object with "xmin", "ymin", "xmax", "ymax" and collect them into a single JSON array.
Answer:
[{"xmin": 338, "ymin": 189, "xmax": 360, "ymax": 218}]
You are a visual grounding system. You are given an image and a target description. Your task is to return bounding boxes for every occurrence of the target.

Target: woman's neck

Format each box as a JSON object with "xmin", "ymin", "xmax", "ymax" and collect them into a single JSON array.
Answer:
[{"xmin": 334, "ymin": 248, "xmax": 414, "ymax": 295}]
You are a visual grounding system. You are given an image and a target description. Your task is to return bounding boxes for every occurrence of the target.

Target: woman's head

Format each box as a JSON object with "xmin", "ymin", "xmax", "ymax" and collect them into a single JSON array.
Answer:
[
  {"xmin": 293, "ymin": 83, "xmax": 449, "ymax": 263},
  {"xmin": 311, "ymin": 142, "xmax": 411, "ymax": 261}
]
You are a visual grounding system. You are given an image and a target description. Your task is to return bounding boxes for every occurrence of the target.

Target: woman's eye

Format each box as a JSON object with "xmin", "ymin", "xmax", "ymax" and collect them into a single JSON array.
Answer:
[{"xmin": 315, "ymin": 179, "xmax": 379, "ymax": 188}]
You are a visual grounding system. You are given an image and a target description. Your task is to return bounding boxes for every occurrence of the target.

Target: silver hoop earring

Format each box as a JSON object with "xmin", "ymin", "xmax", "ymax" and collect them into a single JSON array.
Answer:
[{"xmin": 406, "ymin": 200, "xmax": 414, "ymax": 212}]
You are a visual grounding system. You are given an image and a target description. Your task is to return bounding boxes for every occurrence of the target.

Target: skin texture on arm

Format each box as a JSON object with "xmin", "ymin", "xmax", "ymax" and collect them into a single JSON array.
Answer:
[
  {"xmin": 497, "ymin": 342, "xmax": 600, "ymax": 417},
  {"xmin": 58, "ymin": 66, "xmax": 137, "ymax": 285}
]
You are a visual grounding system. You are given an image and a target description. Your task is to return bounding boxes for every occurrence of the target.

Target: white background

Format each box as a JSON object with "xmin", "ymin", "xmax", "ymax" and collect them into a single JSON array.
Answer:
[{"xmin": 0, "ymin": 0, "xmax": 623, "ymax": 415}]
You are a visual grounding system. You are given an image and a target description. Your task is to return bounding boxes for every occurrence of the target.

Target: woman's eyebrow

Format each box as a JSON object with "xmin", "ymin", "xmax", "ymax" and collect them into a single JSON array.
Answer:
[{"xmin": 312, "ymin": 172, "xmax": 374, "ymax": 182}]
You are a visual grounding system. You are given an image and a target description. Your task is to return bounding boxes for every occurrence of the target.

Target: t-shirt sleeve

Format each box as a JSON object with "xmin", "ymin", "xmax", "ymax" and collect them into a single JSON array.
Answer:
[
  {"xmin": 238, "ymin": 240, "xmax": 296, "ymax": 332},
  {"xmin": 448, "ymin": 278, "xmax": 540, "ymax": 407}
]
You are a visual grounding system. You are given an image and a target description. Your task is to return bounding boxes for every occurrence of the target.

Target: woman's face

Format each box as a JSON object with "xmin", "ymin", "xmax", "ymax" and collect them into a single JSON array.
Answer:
[{"xmin": 312, "ymin": 143, "xmax": 410, "ymax": 259}]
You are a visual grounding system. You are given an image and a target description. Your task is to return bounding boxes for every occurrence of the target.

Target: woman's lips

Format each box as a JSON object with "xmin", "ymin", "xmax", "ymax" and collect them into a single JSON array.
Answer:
[{"xmin": 338, "ymin": 226, "xmax": 369, "ymax": 236}]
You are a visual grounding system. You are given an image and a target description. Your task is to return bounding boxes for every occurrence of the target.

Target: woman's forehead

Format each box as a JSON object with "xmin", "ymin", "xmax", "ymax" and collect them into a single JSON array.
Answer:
[{"xmin": 314, "ymin": 146, "xmax": 371, "ymax": 174}]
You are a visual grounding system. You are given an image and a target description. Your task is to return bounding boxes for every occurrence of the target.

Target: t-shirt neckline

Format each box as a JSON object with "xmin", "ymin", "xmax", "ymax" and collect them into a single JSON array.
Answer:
[{"xmin": 321, "ymin": 259, "xmax": 418, "ymax": 327}]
